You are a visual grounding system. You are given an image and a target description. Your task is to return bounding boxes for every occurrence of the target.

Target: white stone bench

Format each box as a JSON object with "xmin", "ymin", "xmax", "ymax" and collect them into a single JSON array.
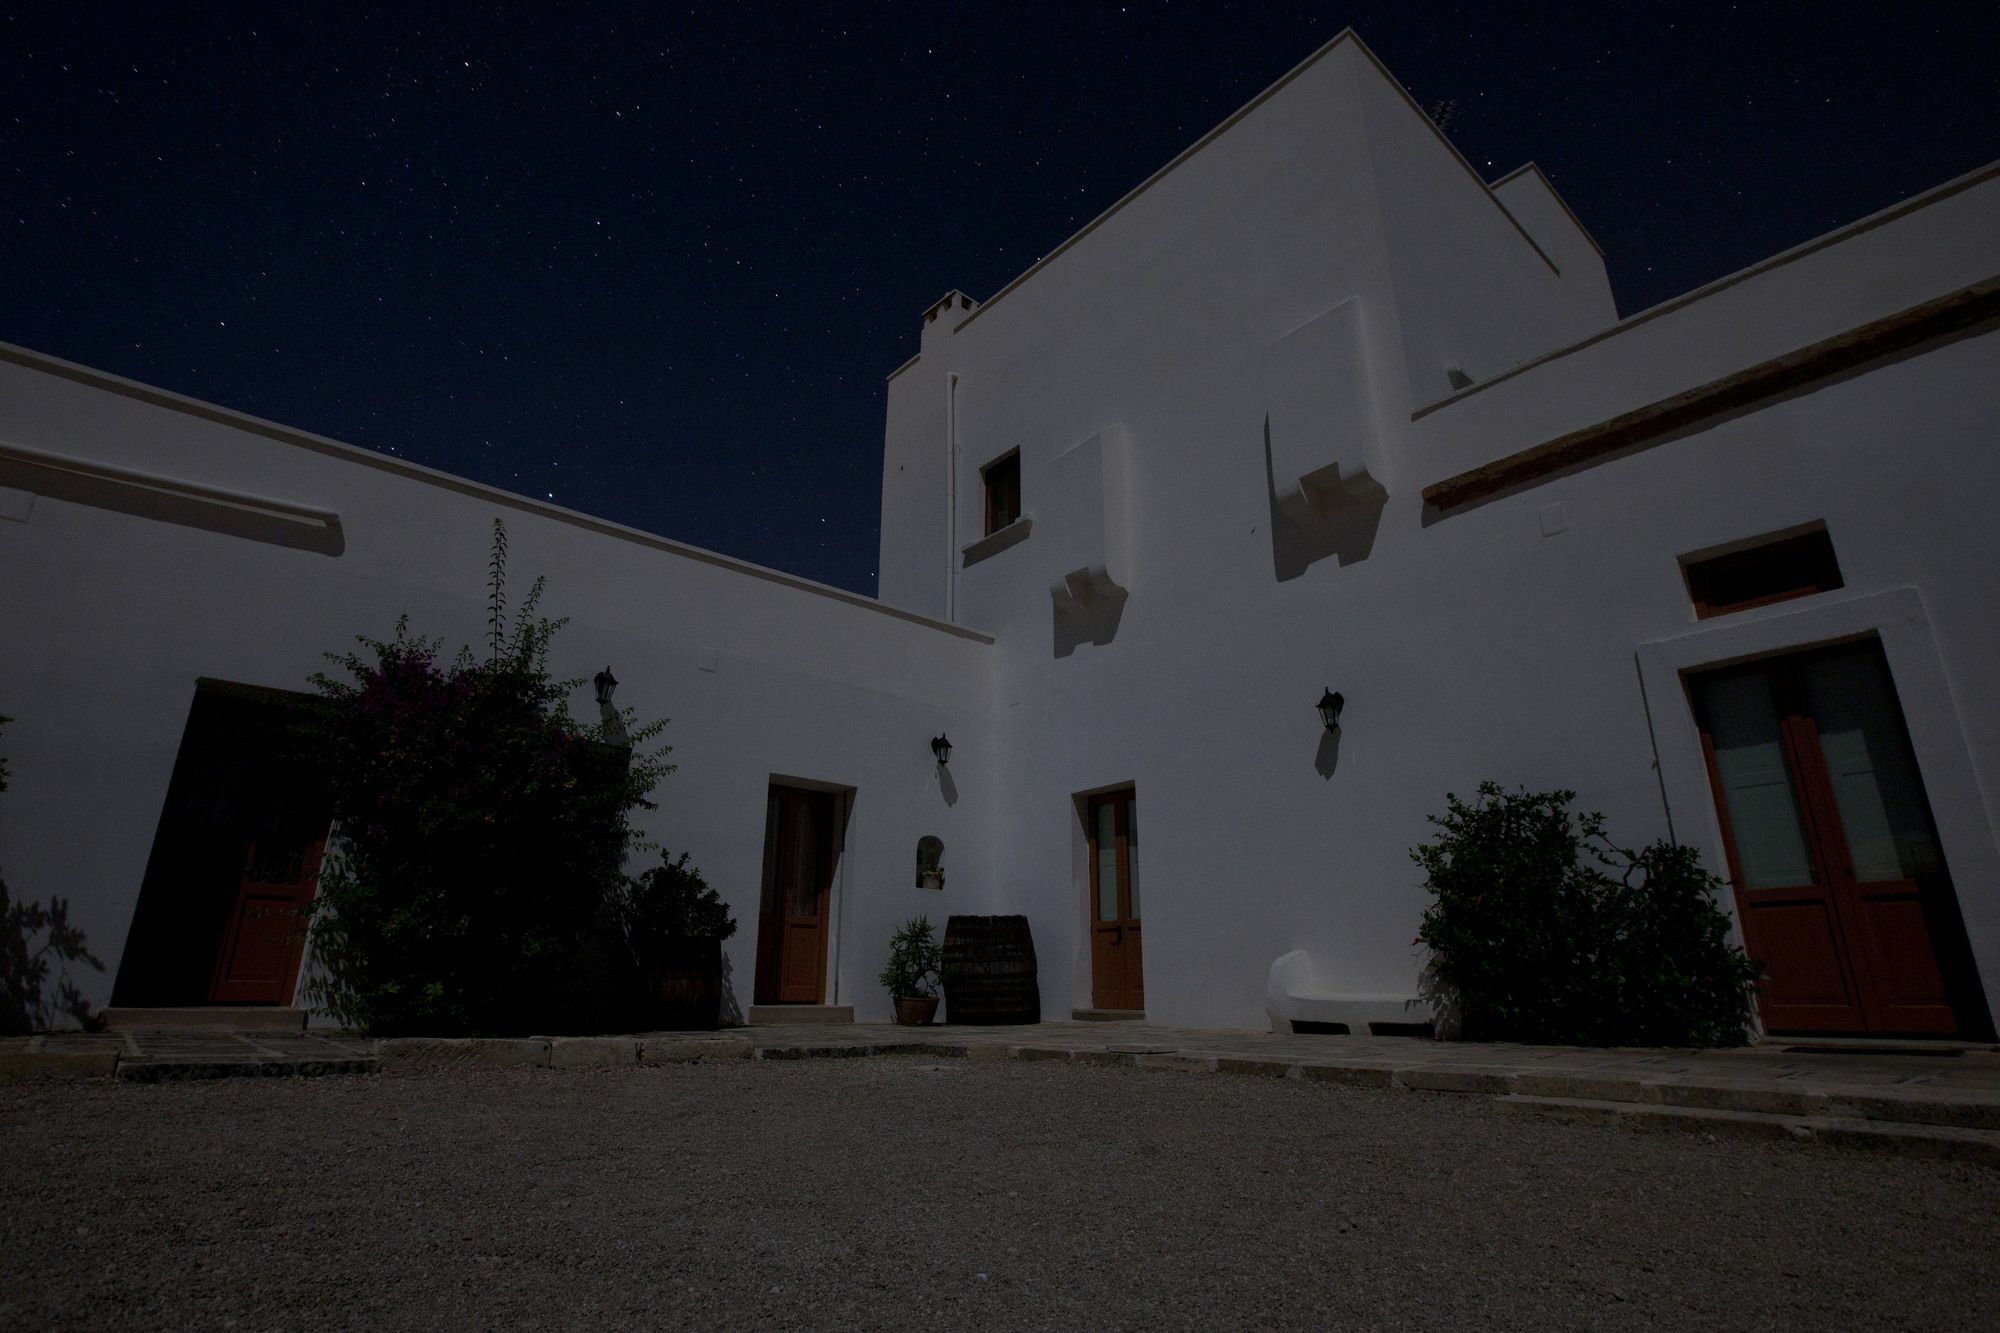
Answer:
[{"xmin": 1264, "ymin": 950, "xmax": 1434, "ymax": 1036}]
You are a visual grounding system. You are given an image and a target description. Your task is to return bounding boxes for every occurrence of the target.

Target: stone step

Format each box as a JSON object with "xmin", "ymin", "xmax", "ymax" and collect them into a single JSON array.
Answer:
[
  {"xmin": 1061, "ymin": 1048, "xmax": 2000, "ymax": 1132},
  {"xmin": 1493, "ymin": 1069, "xmax": 2000, "ymax": 1132},
  {"xmin": 1767, "ymin": 1037, "xmax": 2000, "ymax": 1055},
  {"xmin": 747, "ymin": 1005, "xmax": 853, "ymax": 1026},
  {"xmin": 101, "ymin": 1006, "xmax": 307, "ymax": 1032},
  {"xmin": 1492, "ymin": 1094, "xmax": 2000, "ymax": 1167},
  {"xmin": 1071, "ymin": 1008, "xmax": 1147, "ymax": 1022}
]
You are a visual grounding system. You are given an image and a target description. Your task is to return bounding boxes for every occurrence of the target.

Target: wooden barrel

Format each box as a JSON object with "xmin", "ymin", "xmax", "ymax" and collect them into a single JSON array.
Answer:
[
  {"xmin": 942, "ymin": 915, "xmax": 1040, "ymax": 1024},
  {"xmin": 655, "ymin": 937, "xmax": 724, "ymax": 1030}
]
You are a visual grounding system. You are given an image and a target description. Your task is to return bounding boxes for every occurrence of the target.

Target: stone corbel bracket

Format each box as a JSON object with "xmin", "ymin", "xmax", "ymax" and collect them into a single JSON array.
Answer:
[
  {"xmin": 1045, "ymin": 425, "xmax": 1131, "ymax": 613},
  {"xmin": 1263, "ymin": 296, "xmax": 1387, "ymax": 527}
]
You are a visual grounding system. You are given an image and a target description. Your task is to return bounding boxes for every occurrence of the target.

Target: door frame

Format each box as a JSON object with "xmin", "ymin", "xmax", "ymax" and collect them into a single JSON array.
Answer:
[
  {"xmin": 1638, "ymin": 587, "xmax": 1999, "ymax": 1038},
  {"xmin": 753, "ymin": 776, "xmax": 853, "ymax": 1006},
  {"xmin": 1691, "ymin": 642, "xmax": 1966, "ymax": 1034},
  {"xmin": 1073, "ymin": 782, "xmax": 1143, "ymax": 1012}
]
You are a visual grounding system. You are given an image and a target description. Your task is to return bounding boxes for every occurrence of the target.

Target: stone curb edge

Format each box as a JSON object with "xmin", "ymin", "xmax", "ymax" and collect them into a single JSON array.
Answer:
[
  {"xmin": 1492, "ymin": 1094, "xmax": 2000, "ymax": 1168},
  {"xmin": 8, "ymin": 1036, "xmax": 1999, "ymax": 1162}
]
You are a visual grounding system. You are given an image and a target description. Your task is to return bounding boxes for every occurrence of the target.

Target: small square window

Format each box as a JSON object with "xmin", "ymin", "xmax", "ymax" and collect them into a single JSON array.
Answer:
[
  {"xmin": 982, "ymin": 451, "xmax": 1021, "ymax": 536},
  {"xmin": 1683, "ymin": 526, "xmax": 1842, "ymax": 619}
]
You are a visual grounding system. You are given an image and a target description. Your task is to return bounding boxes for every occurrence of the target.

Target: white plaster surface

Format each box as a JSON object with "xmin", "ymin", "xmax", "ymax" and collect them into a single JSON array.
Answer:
[
  {"xmin": 875, "ymin": 34, "xmax": 2000, "ymax": 1031},
  {"xmin": 0, "ymin": 352, "xmax": 994, "ymax": 1022},
  {"xmin": 1263, "ymin": 298, "xmax": 1386, "ymax": 526},
  {"xmin": 5, "ymin": 31, "xmax": 1998, "ymax": 1037},
  {"xmin": 1041, "ymin": 427, "xmax": 1131, "ymax": 612}
]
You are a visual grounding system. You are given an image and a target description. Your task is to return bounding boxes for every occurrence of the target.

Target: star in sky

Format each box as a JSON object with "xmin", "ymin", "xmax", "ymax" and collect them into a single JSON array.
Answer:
[{"xmin": 4, "ymin": 3, "xmax": 1995, "ymax": 594}]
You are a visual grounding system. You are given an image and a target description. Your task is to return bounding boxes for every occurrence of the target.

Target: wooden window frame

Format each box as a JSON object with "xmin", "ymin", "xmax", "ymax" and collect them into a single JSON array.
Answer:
[
  {"xmin": 981, "ymin": 449, "xmax": 1021, "ymax": 536},
  {"xmin": 1683, "ymin": 527, "xmax": 1843, "ymax": 620}
]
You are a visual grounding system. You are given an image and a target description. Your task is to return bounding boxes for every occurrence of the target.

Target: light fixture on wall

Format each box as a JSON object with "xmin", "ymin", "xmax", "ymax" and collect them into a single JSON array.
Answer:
[
  {"xmin": 1316, "ymin": 688, "xmax": 1344, "ymax": 732},
  {"xmin": 594, "ymin": 666, "xmax": 619, "ymax": 707},
  {"xmin": 931, "ymin": 734, "xmax": 952, "ymax": 766}
]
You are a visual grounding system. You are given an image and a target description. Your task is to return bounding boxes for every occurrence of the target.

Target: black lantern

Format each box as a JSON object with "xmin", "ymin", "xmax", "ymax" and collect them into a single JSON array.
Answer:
[
  {"xmin": 931, "ymin": 734, "xmax": 952, "ymax": 766},
  {"xmin": 1316, "ymin": 688, "xmax": 1344, "ymax": 731},
  {"xmin": 594, "ymin": 666, "xmax": 619, "ymax": 707}
]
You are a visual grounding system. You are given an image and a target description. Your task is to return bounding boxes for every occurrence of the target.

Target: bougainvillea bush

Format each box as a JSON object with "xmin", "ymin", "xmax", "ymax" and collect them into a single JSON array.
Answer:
[
  {"xmin": 302, "ymin": 522, "xmax": 672, "ymax": 1035},
  {"xmin": 0, "ymin": 717, "xmax": 104, "ymax": 1035},
  {"xmin": 1413, "ymin": 782, "xmax": 1760, "ymax": 1047}
]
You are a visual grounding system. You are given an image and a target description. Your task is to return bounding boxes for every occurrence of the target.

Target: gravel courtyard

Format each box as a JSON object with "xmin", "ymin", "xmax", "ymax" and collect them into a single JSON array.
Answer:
[{"xmin": 5, "ymin": 1057, "xmax": 1997, "ymax": 1330}]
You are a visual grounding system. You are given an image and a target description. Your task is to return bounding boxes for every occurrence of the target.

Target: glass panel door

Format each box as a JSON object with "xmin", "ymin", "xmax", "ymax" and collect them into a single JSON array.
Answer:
[
  {"xmin": 1692, "ymin": 641, "xmax": 1973, "ymax": 1036},
  {"xmin": 1693, "ymin": 661, "xmax": 1863, "ymax": 1033},
  {"xmin": 1701, "ymin": 669, "xmax": 1816, "ymax": 889},
  {"xmin": 1086, "ymin": 789, "xmax": 1143, "ymax": 1011},
  {"xmin": 790, "ymin": 801, "xmax": 821, "ymax": 916},
  {"xmin": 1800, "ymin": 649, "xmax": 1942, "ymax": 882},
  {"xmin": 1795, "ymin": 644, "xmax": 1964, "ymax": 1031},
  {"xmin": 1096, "ymin": 802, "xmax": 1119, "ymax": 921}
]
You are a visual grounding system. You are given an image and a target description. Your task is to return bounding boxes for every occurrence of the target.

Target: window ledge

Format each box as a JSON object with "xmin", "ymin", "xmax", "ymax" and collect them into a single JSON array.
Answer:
[{"xmin": 961, "ymin": 516, "xmax": 1032, "ymax": 568}]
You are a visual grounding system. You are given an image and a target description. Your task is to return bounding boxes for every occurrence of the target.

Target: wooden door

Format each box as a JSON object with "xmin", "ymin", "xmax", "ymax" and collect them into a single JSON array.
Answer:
[
  {"xmin": 206, "ymin": 799, "xmax": 327, "ymax": 1005},
  {"xmin": 754, "ymin": 786, "xmax": 837, "ymax": 1005},
  {"xmin": 1087, "ymin": 790, "xmax": 1144, "ymax": 1011},
  {"xmin": 1693, "ymin": 642, "xmax": 1966, "ymax": 1036}
]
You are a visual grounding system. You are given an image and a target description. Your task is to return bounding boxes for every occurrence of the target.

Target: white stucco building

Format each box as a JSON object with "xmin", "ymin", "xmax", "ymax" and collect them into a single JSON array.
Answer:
[{"xmin": 5, "ymin": 33, "xmax": 1997, "ymax": 1038}]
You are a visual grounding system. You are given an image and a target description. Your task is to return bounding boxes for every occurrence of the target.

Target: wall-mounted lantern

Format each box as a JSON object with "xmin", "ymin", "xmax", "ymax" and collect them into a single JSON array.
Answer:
[
  {"xmin": 1316, "ymin": 688, "xmax": 1345, "ymax": 732},
  {"xmin": 594, "ymin": 666, "xmax": 619, "ymax": 708},
  {"xmin": 931, "ymin": 734, "xmax": 953, "ymax": 766}
]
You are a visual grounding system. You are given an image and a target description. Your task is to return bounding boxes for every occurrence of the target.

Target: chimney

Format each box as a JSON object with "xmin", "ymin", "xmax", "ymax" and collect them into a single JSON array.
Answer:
[{"xmin": 920, "ymin": 289, "xmax": 980, "ymax": 355}]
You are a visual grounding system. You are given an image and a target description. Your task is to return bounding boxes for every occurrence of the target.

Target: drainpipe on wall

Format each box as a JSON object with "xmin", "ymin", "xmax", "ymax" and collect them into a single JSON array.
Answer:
[{"xmin": 947, "ymin": 372, "xmax": 960, "ymax": 623}]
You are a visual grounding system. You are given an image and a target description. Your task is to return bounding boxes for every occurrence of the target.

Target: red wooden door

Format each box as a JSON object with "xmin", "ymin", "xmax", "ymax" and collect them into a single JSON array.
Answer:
[
  {"xmin": 1087, "ymin": 790, "xmax": 1144, "ymax": 1011},
  {"xmin": 754, "ymin": 786, "xmax": 837, "ymax": 1005},
  {"xmin": 206, "ymin": 819, "xmax": 327, "ymax": 1005},
  {"xmin": 1693, "ymin": 642, "xmax": 1963, "ymax": 1036}
]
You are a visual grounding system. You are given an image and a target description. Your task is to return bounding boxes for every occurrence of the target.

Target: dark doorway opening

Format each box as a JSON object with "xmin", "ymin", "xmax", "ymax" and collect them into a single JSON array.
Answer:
[{"xmin": 112, "ymin": 679, "xmax": 330, "ymax": 1008}]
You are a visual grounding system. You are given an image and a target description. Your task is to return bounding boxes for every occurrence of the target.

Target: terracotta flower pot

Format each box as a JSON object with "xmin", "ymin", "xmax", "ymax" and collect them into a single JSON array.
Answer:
[{"xmin": 892, "ymin": 994, "xmax": 940, "ymax": 1026}]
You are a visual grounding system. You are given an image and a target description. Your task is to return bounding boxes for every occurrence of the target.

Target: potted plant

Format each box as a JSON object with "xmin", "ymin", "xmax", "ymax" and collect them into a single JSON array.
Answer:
[
  {"xmin": 880, "ymin": 915, "xmax": 942, "ymax": 1025},
  {"xmin": 616, "ymin": 851, "xmax": 737, "ymax": 1030}
]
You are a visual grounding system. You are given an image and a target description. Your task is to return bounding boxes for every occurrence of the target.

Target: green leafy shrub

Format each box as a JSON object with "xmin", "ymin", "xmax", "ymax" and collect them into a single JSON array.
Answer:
[
  {"xmin": 615, "ymin": 851, "xmax": 736, "ymax": 955},
  {"xmin": 0, "ymin": 717, "xmax": 104, "ymax": 1034},
  {"xmin": 1595, "ymin": 839, "xmax": 1766, "ymax": 1048},
  {"xmin": 879, "ymin": 915, "xmax": 942, "ymax": 999},
  {"xmin": 1413, "ymin": 782, "xmax": 1759, "ymax": 1047},
  {"xmin": 301, "ymin": 521, "xmax": 673, "ymax": 1036}
]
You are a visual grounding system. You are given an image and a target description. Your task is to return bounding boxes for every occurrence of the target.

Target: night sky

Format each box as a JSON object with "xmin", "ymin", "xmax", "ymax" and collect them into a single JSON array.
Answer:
[{"xmin": 7, "ymin": 4, "xmax": 1997, "ymax": 597}]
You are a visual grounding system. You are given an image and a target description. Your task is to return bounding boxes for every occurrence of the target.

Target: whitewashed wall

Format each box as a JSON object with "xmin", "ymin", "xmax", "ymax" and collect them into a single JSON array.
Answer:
[
  {"xmin": 7, "ymin": 30, "xmax": 1996, "ymax": 1040},
  {"xmin": 875, "ymin": 34, "xmax": 2000, "ymax": 1029},
  {"xmin": 0, "ymin": 352, "xmax": 995, "ymax": 1020}
]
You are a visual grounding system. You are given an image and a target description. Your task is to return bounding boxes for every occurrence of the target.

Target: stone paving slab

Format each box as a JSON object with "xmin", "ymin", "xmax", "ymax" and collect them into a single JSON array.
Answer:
[
  {"xmin": 106, "ymin": 1030, "xmax": 378, "ymax": 1081},
  {"xmin": 1493, "ymin": 1094, "xmax": 2000, "ymax": 1168},
  {"xmin": 737, "ymin": 1022, "xmax": 2000, "ymax": 1134},
  {"xmin": 11, "ymin": 1018, "xmax": 2000, "ymax": 1147},
  {"xmin": 374, "ymin": 1036, "xmax": 552, "ymax": 1070}
]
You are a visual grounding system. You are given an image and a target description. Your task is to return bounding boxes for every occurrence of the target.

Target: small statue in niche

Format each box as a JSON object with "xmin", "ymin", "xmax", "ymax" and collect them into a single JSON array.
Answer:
[{"xmin": 915, "ymin": 835, "xmax": 945, "ymax": 890}]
